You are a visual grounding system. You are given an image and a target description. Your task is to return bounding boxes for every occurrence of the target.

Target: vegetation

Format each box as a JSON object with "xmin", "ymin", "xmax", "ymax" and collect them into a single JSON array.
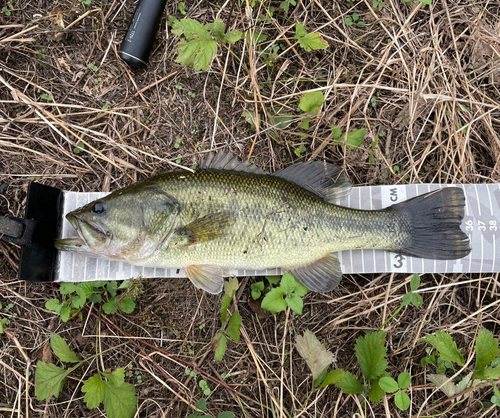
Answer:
[{"xmin": 1, "ymin": 0, "xmax": 499, "ymax": 416}]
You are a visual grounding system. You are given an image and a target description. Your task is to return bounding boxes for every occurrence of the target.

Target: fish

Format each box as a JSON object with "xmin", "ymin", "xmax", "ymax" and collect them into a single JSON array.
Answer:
[{"xmin": 55, "ymin": 152, "xmax": 471, "ymax": 294}]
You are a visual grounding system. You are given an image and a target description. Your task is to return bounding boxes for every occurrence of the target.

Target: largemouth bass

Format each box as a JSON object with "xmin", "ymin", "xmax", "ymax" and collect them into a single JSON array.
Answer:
[{"xmin": 55, "ymin": 153, "xmax": 471, "ymax": 294}]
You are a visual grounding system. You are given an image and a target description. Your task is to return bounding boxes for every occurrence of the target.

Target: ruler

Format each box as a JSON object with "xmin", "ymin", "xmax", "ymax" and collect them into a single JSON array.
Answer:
[{"xmin": 55, "ymin": 184, "xmax": 500, "ymax": 283}]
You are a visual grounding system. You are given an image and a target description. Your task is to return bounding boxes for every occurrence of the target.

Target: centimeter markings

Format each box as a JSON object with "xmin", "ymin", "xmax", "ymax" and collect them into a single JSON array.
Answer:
[{"xmin": 55, "ymin": 184, "xmax": 500, "ymax": 283}]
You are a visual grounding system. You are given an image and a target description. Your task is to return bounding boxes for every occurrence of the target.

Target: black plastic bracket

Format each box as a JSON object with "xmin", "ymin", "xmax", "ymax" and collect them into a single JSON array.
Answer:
[
  {"xmin": 17, "ymin": 182, "xmax": 63, "ymax": 283},
  {"xmin": 0, "ymin": 216, "xmax": 36, "ymax": 245}
]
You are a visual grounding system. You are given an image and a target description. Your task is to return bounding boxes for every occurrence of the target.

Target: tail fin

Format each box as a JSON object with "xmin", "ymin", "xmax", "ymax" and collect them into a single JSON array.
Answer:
[{"xmin": 392, "ymin": 188, "xmax": 471, "ymax": 260}]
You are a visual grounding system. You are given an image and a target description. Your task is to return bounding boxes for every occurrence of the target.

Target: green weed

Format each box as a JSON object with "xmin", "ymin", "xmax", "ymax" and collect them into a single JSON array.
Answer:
[{"xmin": 35, "ymin": 334, "xmax": 136, "ymax": 417}]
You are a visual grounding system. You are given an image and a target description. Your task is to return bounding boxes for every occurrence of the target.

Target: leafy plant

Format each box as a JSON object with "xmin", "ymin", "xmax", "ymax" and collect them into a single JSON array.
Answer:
[
  {"xmin": 35, "ymin": 334, "xmax": 137, "ymax": 418},
  {"xmin": 250, "ymin": 281, "xmax": 265, "ymax": 300},
  {"xmin": 345, "ymin": 13, "xmax": 365, "ymax": 28},
  {"xmin": 295, "ymin": 24, "xmax": 328, "ymax": 52},
  {"xmin": 422, "ymin": 329, "xmax": 500, "ymax": 406},
  {"xmin": 0, "ymin": 302, "xmax": 11, "ymax": 334},
  {"xmin": 2, "ymin": 6, "xmax": 11, "ymax": 16},
  {"xmin": 172, "ymin": 19, "xmax": 243, "ymax": 71},
  {"xmin": 279, "ymin": 0, "xmax": 296, "ymax": 12},
  {"xmin": 88, "ymin": 63, "xmax": 98, "ymax": 71},
  {"xmin": 299, "ymin": 91, "xmax": 324, "ymax": 115},
  {"xmin": 213, "ymin": 278, "xmax": 241, "ymax": 361},
  {"xmin": 331, "ymin": 125, "xmax": 366, "ymax": 149},
  {"xmin": 45, "ymin": 281, "xmax": 139, "ymax": 322},
  {"xmin": 371, "ymin": 0, "xmax": 385, "ymax": 11},
  {"xmin": 178, "ymin": 2, "xmax": 186, "ymax": 15},
  {"xmin": 187, "ymin": 398, "xmax": 235, "ymax": 418},
  {"xmin": 41, "ymin": 93, "xmax": 53, "ymax": 101},
  {"xmin": 73, "ymin": 141, "xmax": 85, "ymax": 154},
  {"xmin": 261, "ymin": 273, "xmax": 308, "ymax": 315},
  {"xmin": 294, "ymin": 144, "xmax": 307, "ymax": 158}
]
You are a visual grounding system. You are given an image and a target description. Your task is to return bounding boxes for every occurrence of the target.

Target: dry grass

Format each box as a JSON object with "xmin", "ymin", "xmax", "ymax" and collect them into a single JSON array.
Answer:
[{"xmin": 1, "ymin": 0, "xmax": 500, "ymax": 417}]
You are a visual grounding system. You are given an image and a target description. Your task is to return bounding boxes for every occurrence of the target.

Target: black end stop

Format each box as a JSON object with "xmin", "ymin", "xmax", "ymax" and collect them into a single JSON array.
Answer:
[{"xmin": 18, "ymin": 183, "xmax": 63, "ymax": 283}]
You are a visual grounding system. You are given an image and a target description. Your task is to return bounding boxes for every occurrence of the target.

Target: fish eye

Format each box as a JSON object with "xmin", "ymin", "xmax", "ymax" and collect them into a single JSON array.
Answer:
[{"xmin": 92, "ymin": 201, "xmax": 107, "ymax": 214}]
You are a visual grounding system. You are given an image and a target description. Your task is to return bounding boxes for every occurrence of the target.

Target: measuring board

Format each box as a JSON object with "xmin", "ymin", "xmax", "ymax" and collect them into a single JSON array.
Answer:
[{"xmin": 54, "ymin": 183, "xmax": 500, "ymax": 283}]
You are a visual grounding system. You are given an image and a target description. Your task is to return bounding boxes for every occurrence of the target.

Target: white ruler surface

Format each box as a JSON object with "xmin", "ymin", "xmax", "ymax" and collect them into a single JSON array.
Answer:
[{"xmin": 55, "ymin": 184, "xmax": 500, "ymax": 283}]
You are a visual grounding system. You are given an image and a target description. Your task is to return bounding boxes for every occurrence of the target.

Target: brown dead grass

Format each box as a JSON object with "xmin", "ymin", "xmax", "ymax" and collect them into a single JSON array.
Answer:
[{"xmin": 1, "ymin": 0, "xmax": 500, "ymax": 417}]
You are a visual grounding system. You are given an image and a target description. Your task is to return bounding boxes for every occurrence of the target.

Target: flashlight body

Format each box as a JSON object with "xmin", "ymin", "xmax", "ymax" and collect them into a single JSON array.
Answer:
[{"xmin": 119, "ymin": 0, "xmax": 168, "ymax": 68}]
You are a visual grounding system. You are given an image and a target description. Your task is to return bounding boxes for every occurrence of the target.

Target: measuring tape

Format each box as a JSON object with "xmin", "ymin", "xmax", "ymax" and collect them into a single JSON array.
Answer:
[{"xmin": 55, "ymin": 184, "xmax": 499, "ymax": 283}]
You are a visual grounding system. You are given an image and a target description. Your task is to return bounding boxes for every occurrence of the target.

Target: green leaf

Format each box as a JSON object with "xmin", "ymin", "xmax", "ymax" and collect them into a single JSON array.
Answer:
[
  {"xmin": 60, "ymin": 305, "xmax": 70, "ymax": 322},
  {"xmin": 194, "ymin": 398, "xmax": 207, "ymax": 411},
  {"xmin": 401, "ymin": 292, "xmax": 413, "ymax": 307},
  {"xmin": 103, "ymin": 297, "xmax": 118, "ymax": 314},
  {"xmin": 313, "ymin": 366, "xmax": 329, "ymax": 388},
  {"xmin": 419, "ymin": 0, "xmax": 432, "ymax": 5},
  {"xmin": 335, "ymin": 371, "xmax": 364, "ymax": 394},
  {"xmin": 295, "ymin": 144, "xmax": 307, "ymax": 158},
  {"xmin": 379, "ymin": 376, "xmax": 399, "ymax": 393},
  {"xmin": 412, "ymin": 293, "xmax": 423, "ymax": 307},
  {"xmin": 346, "ymin": 129, "xmax": 365, "ymax": 149},
  {"xmin": 71, "ymin": 295, "xmax": 86, "ymax": 309},
  {"xmin": 220, "ymin": 294, "xmax": 232, "ymax": 323},
  {"xmin": 223, "ymin": 30, "xmax": 243, "ymax": 44},
  {"xmin": 295, "ymin": 330, "xmax": 335, "ymax": 380},
  {"xmin": 120, "ymin": 297, "xmax": 136, "ymax": 314},
  {"xmin": 293, "ymin": 281, "xmax": 308, "ymax": 297},
  {"xmin": 272, "ymin": 114, "xmax": 295, "ymax": 129},
  {"xmin": 398, "ymin": 372, "xmax": 411, "ymax": 389},
  {"xmin": 45, "ymin": 299, "xmax": 61, "ymax": 312},
  {"xmin": 35, "ymin": 361, "xmax": 67, "ymax": 401},
  {"xmin": 217, "ymin": 412, "xmax": 235, "ymax": 418},
  {"xmin": 410, "ymin": 274, "xmax": 420, "ymax": 291},
  {"xmin": 285, "ymin": 293, "xmax": 303, "ymax": 315},
  {"xmin": 478, "ymin": 364, "xmax": 500, "ymax": 380},
  {"xmin": 424, "ymin": 331, "xmax": 465, "ymax": 366},
  {"xmin": 60, "ymin": 283, "xmax": 77, "ymax": 295},
  {"xmin": 103, "ymin": 368, "xmax": 125, "ymax": 386},
  {"xmin": 261, "ymin": 288, "xmax": 287, "ymax": 313},
  {"xmin": 77, "ymin": 282, "xmax": 95, "ymax": 297},
  {"xmin": 89, "ymin": 293, "xmax": 102, "ymax": 303},
  {"xmin": 280, "ymin": 273, "xmax": 297, "ymax": 294},
  {"xmin": 226, "ymin": 312, "xmax": 242, "ymax": 342},
  {"xmin": 82, "ymin": 374, "xmax": 106, "ymax": 409},
  {"xmin": 224, "ymin": 277, "xmax": 239, "ymax": 297},
  {"xmin": 251, "ymin": 289, "xmax": 261, "ymax": 300},
  {"xmin": 298, "ymin": 118, "xmax": 311, "ymax": 129},
  {"xmin": 106, "ymin": 281, "xmax": 118, "ymax": 297},
  {"xmin": 41, "ymin": 93, "xmax": 53, "ymax": 101},
  {"xmin": 355, "ymin": 331, "xmax": 388, "ymax": 380},
  {"xmin": 103, "ymin": 381, "xmax": 137, "ymax": 418},
  {"xmin": 266, "ymin": 275, "xmax": 281, "ymax": 285},
  {"xmin": 320, "ymin": 369, "xmax": 345, "ymax": 388},
  {"xmin": 395, "ymin": 389, "xmax": 411, "ymax": 410},
  {"xmin": 299, "ymin": 91, "xmax": 324, "ymax": 115},
  {"xmin": 332, "ymin": 125, "xmax": 342, "ymax": 141},
  {"xmin": 295, "ymin": 23, "xmax": 307, "ymax": 38},
  {"xmin": 51, "ymin": 334, "xmax": 79, "ymax": 363},
  {"xmin": 213, "ymin": 333, "xmax": 227, "ymax": 361},
  {"xmin": 178, "ymin": 2, "xmax": 186, "ymax": 15},
  {"xmin": 475, "ymin": 329, "xmax": 499, "ymax": 371},
  {"xmin": 368, "ymin": 378, "xmax": 386, "ymax": 403},
  {"xmin": 298, "ymin": 32, "xmax": 328, "ymax": 52},
  {"xmin": 176, "ymin": 35, "xmax": 218, "ymax": 71}
]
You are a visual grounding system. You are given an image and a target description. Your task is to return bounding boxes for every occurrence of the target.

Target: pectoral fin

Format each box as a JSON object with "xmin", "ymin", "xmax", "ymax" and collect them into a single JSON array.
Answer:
[
  {"xmin": 285, "ymin": 254, "xmax": 343, "ymax": 292},
  {"xmin": 185, "ymin": 265, "xmax": 225, "ymax": 294},
  {"xmin": 175, "ymin": 212, "xmax": 233, "ymax": 246}
]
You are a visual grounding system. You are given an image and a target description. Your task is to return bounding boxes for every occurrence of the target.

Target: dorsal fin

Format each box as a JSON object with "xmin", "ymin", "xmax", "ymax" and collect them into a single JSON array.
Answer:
[
  {"xmin": 273, "ymin": 161, "xmax": 352, "ymax": 202},
  {"xmin": 200, "ymin": 152, "xmax": 268, "ymax": 175}
]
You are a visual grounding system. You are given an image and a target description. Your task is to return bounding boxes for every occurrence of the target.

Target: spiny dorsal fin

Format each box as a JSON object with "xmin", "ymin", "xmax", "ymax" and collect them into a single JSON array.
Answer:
[
  {"xmin": 174, "ymin": 212, "xmax": 233, "ymax": 246},
  {"xmin": 285, "ymin": 254, "xmax": 343, "ymax": 292},
  {"xmin": 200, "ymin": 152, "xmax": 268, "ymax": 175},
  {"xmin": 273, "ymin": 161, "xmax": 351, "ymax": 202}
]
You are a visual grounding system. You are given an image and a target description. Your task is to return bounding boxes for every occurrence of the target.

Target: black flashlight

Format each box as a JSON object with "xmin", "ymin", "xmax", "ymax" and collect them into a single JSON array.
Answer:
[{"xmin": 119, "ymin": 0, "xmax": 168, "ymax": 68}]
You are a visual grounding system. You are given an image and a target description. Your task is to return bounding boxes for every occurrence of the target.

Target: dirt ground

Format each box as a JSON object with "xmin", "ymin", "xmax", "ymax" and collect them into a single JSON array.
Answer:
[{"xmin": 1, "ymin": 0, "xmax": 500, "ymax": 417}]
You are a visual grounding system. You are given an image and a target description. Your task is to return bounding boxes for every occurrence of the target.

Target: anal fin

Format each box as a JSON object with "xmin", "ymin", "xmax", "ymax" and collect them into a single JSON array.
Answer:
[
  {"xmin": 185, "ymin": 265, "xmax": 224, "ymax": 294},
  {"xmin": 285, "ymin": 254, "xmax": 343, "ymax": 292}
]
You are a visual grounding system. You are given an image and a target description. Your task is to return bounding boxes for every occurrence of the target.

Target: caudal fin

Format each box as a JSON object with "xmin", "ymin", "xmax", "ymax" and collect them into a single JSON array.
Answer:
[{"xmin": 392, "ymin": 187, "xmax": 471, "ymax": 260}]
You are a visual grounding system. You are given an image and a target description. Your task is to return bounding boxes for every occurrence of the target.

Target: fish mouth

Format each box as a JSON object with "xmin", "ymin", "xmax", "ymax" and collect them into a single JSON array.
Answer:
[{"xmin": 54, "ymin": 237, "xmax": 90, "ymax": 252}]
